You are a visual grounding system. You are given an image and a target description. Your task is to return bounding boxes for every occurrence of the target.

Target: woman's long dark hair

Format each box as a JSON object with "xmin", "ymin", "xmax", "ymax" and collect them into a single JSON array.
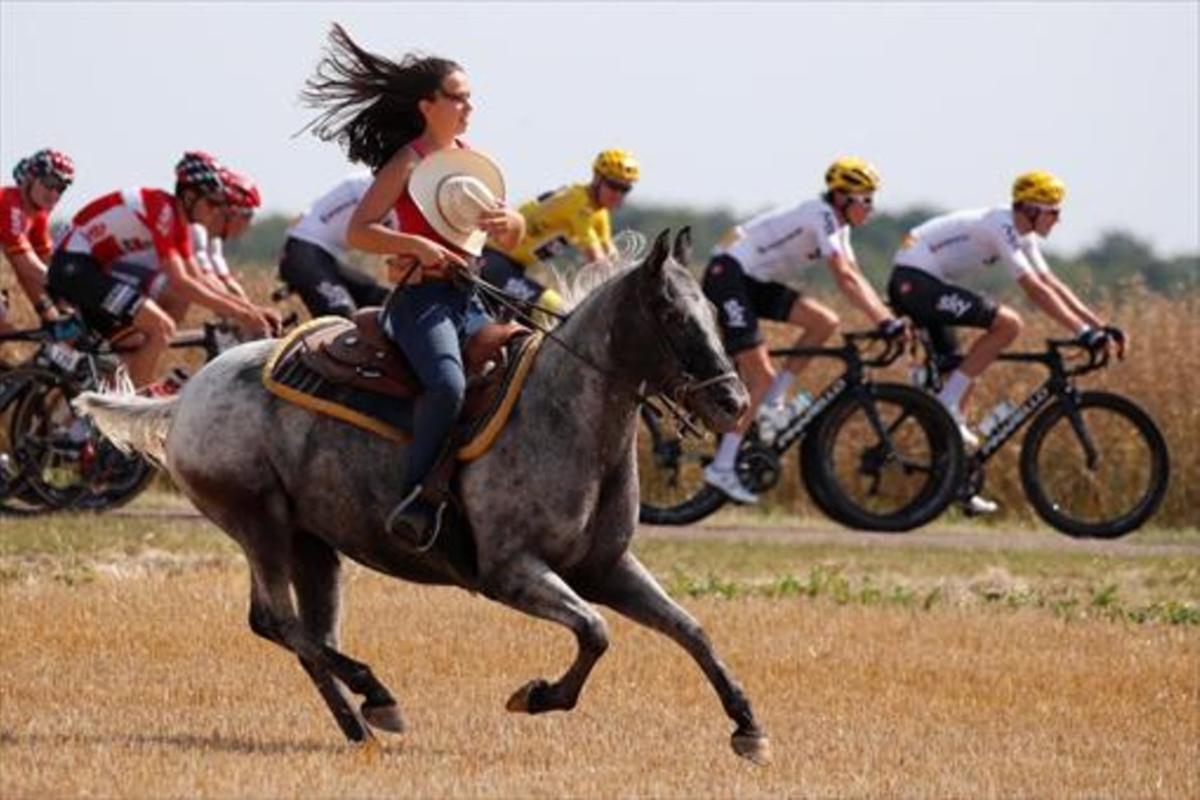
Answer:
[{"xmin": 300, "ymin": 24, "xmax": 461, "ymax": 170}]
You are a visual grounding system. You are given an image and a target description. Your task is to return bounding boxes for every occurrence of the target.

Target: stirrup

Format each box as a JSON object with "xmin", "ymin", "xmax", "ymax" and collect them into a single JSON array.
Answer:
[{"xmin": 386, "ymin": 485, "xmax": 446, "ymax": 551}]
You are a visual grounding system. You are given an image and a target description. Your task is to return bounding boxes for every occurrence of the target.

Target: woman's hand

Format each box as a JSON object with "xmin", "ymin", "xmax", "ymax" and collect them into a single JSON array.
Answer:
[
  {"xmin": 411, "ymin": 238, "xmax": 467, "ymax": 270},
  {"xmin": 480, "ymin": 205, "xmax": 525, "ymax": 250}
]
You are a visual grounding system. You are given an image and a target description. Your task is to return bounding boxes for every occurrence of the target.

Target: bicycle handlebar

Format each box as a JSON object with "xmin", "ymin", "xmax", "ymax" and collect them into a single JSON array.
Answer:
[{"xmin": 843, "ymin": 328, "xmax": 907, "ymax": 368}]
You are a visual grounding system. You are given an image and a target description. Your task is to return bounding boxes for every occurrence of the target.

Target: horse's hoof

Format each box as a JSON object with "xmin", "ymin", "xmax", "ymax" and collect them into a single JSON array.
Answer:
[
  {"xmin": 354, "ymin": 735, "xmax": 383, "ymax": 760},
  {"xmin": 362, "ymin": 701, "xmax": 406, "ymax": 733},
  {"xmin": 731, "ymin": 730, "xmax": 772, "ymax": 765},
  {"xmin": 505, "ymin": 679, "xmax": 549, "ymax": 713}
]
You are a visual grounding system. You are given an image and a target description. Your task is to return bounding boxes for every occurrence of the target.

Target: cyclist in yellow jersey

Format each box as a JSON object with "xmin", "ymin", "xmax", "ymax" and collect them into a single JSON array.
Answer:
[{"xmin": 479, "ymin": 149, "xmax": 639, "ymax": 322}]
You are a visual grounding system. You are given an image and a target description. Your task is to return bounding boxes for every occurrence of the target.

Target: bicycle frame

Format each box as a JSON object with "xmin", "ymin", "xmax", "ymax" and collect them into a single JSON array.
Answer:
[
  {"xmin": 970, "ymin": 341, "xmax": 1107, "ymax": 468},
  {"xmin": 767, "ymin": 332, "xmax": 906, "ymax": 455}
]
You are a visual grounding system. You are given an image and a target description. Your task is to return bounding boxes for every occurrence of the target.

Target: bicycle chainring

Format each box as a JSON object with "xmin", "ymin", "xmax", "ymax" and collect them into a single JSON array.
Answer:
[{"xmin": 736, "ymin": 442, "xmax": 781, "ymax": 494}]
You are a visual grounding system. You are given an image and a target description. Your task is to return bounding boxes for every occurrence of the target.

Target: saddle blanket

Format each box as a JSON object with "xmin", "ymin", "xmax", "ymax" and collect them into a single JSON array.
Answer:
[{"xmin": 261, "ymin": 317, "xmax": 542, "ymax": 461}]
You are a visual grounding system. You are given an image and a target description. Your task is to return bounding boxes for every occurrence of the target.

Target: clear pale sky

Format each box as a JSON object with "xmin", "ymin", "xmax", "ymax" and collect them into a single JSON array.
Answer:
[{"xmin": 2, "ymin": 2, "xmax": 1197, "ymax": 257}]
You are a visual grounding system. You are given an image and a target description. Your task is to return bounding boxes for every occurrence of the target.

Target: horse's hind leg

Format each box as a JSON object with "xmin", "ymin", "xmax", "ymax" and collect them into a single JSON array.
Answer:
[
  {"xmin": 292, "ymin": 532, "xmax": 400, "ymax": 740},
  {"xmin": 484, "ymin": 555, "xmax": 610, "ymax": 714},
  {"xmin": 244, "ymin": 537, "xmax": 403, "ymax": 740},
  {"xmin": 579, "ymin": 552, "xmax": 770, "ymax": 764},
  {"xmin": 246, "ymin": 572, "xmax": 371, "ymax": 743}
]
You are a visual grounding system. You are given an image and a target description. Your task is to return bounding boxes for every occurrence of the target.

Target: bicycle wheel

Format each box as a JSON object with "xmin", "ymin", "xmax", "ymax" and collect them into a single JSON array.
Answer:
[
  {"xmin": 800, "ymin": 383, "xmax": 964, "ymax": 532},
  {"xmin": 636, "ymin": 404, "xmax": 727, "ymax": 525},
  {"xmin": 1020, "ymin": 391, "xmax": 1169, "ymax": 538},
  {"xmin": 0, "ymin": 370, "xmax": 51, "ymax": 516},
  {"xmin": 8, "ymin": 368, "xmax": 152, "ymax": 512}
]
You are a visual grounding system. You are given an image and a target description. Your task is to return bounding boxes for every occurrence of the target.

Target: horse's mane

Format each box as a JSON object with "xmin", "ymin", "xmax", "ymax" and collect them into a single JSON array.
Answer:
[{"xmin": 543, "ymin": 230, "xmax": 647, "ymax": 313}]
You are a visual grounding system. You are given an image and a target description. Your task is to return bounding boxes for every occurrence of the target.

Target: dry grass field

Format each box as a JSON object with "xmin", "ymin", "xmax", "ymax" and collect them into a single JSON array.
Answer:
[{"xmin": 2, "ymin": 512, "xmax": 1197, "ymax": 798}]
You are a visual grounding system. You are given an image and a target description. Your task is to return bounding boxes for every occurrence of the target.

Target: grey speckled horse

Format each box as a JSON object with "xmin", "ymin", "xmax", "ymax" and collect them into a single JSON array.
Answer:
[{"xmin": 77, "ymin": 230, "xmax": 769, "ymax": 763}]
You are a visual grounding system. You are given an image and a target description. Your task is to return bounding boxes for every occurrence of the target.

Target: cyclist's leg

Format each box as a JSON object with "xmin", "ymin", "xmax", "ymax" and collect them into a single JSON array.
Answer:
[
  {"xmin": 702, "ymin": 255, "xmax": 774, "ymax": 426},
  {"xmin": 763, "ymin": 294, "xmax": 837, "ymax": 405},
  {"xmin": 279, "ymin": 237, "xmax": 358, "ymax": 319},
  {"xmin": 889, "ymin": 267, "xmax": 1008, "ymax": 410},
  {"xmin": 47, "ymin": 252, "xmax": 171, "ymax": 388},
  {"xmin": 699, "ymin": 255, "xmax": 769, "ymax": 502}
]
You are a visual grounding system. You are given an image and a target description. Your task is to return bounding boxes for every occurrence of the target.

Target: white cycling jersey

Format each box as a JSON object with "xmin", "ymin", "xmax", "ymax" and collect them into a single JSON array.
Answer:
[
  {"xmin": 894, "ymin": 207, "xmax": 1050, "ymax": 282},
  {"xmin": 288, "ymin": 174, "xmax": 398, "ymax": 262},
  {"xmin": 189, "ymin": 223, "xmax": 231, "ymax": 278},
  {"xmin": 717, "ymin": 198, "xmax": 854, "ymax": 286}
]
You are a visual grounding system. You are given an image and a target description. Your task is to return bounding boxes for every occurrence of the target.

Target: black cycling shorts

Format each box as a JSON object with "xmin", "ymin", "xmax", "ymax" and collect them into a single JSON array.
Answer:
[
  {"xmin": 478, "ymin": 248, "xmax": 546, "ymax": 301},
  {"xmin": 701, "ymin": 254, "xmax": 800, "ymax": 355},
  {"xmin": 888, "ymin": 265, "xmax": 998, "ymax": 367},
  {"xmin": 46, "ymin": 250, "xmax": 149, "ymax": 337},
  {"xmin": 278, "ymin": 237, "xmax": 389, "ymax": 319}
]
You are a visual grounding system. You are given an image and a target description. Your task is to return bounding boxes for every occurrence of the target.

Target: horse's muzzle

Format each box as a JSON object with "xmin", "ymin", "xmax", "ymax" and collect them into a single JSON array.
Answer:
[{"xmin": 687, "ymin": 374, "xmax": 749, "ymax": 434}]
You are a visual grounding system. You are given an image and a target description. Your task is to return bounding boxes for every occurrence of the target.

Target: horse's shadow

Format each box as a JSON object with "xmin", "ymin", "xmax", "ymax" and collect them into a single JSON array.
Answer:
[{"xmin": 0, "ymin": 726, "xmax": 358, "ymax": 757}]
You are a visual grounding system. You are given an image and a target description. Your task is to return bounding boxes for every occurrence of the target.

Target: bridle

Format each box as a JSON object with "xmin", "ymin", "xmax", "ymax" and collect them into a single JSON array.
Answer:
[{"xmin": 634, "ymin": 278, "xmax": 740, "ymax": 409}]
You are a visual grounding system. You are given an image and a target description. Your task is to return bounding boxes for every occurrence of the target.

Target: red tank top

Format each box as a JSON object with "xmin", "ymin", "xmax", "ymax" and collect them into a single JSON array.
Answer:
[{"xmin": 393, "ymin": 138, "xmax": 470, "ymax": 257}]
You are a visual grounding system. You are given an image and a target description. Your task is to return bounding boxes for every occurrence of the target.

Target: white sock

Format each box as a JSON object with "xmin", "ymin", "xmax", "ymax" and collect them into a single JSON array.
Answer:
[
  {"xmin": 937, "ymin": 370, "xmax": 971, "ymax": 414},
  {"xmin": 712, "ymin": 432, "xmax": 743, "ymax": 470},
  {"xmin": 762, "ymin": 371, "xmax": 795, "ymax": 407}
]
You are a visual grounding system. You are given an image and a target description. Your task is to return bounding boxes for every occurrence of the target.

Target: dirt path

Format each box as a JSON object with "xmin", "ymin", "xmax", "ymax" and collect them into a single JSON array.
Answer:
[
  {"xmin": 112, "ymin": 506, "xmax": 1198, "ymax": 557},
  {"xmin": 641, "ymin": 521, "xmax": 1200, "ymax": 557}
]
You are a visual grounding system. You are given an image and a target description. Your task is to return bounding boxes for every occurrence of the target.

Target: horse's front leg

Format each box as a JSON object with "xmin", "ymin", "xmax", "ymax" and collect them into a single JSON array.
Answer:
[
  {"xmin": 579, "ymin": 551, "xmax": 771, "ymax": 764},
  {"xmin": 483, "ymin": 554, "xmax": 610, "ymax": 714}
]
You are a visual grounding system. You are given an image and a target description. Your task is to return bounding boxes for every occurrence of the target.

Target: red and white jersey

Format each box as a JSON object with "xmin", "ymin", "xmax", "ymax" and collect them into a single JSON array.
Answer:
[
  {"xmin": 0, "ymin": 185, "xmax": 52, "ymax": 260},
  {"xmin": 61, "ymin": 188, "xmax": 193, "ymax": 270},
  {"xmin": 717, "ymin": 198, "xmax": 854, "ymax": 286},
  {"xmin": 894, "ymin": 207, "xmax": 1051, "ymax": 282},
  {"xmin": 189, "ymin": 223, "xmax": 231, "ymax": 277},
  {"xmin": 289, "ymin": 174, "xmax": 398, "ymax": 261}
]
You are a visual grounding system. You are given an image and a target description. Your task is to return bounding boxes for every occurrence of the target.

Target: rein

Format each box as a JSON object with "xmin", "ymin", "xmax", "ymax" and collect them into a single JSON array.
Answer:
[{"xmin": 459, "ymin": 267, "xmax": 729, "ymax": 438}]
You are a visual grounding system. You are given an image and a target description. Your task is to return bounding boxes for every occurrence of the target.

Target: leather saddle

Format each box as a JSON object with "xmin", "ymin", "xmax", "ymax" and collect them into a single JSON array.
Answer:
[{"xmin": 299, "ymin": 308, "xmax": 528, "ymax": 417}]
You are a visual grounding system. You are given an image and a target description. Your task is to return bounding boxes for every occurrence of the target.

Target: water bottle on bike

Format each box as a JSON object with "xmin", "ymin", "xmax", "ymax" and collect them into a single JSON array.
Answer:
[{"xmin": 977, "ymin": 399, "xmax": 1018, "ymax": 439}]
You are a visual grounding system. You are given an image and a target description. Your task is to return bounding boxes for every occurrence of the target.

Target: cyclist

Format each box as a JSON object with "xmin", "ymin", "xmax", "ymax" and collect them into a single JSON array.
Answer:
[
  {"xmin": 278, "ymin": 173, "xmax": 395, "ymax": 319},
  {"xmin": 1, "ymin": 149, "xmax": 75, "ymax": 333},
  {"xmin": 184, "ymin": 165, "xmax": 260, "ymax": 311},
  {"xmin": 46, "ymin": 152, "xmax": 278, "ymax": 388},
  {"xmin": 701, "ymin": 156, "xmax": 901, "ymax": 504},
  {"xmin": 886, "ymin": 171, "xmax": 1122, "ymax": 513},
  {"xmin": 303, "ymin": 24, "xmax": 524, "ymax": 546},
  {"xmin": 478, "ymin": 149, "xmax": 639, "ymax": 324}
]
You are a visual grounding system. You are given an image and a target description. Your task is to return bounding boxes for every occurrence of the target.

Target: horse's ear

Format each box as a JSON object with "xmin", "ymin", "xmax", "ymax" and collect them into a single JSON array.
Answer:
[
  {"xmin": 672, "ymin": 227, "xmax": 693, "ymax": 266},
  {"xmin": 643, "ymin": 229, "xmax": 671, "ymax": 281}
]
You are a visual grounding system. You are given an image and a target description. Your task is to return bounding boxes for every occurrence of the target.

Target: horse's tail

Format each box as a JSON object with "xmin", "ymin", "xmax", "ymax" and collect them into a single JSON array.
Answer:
[{"xmin": 73, "ymin": 391, "xmax": 178, "ymax": 466}]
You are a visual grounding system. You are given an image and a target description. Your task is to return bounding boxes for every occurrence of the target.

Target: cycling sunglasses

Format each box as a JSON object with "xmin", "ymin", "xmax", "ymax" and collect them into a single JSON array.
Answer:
[
  {"xmin": 40, "ymin": 175, "xmax": 72, "ymax": 193},
  {"xmin": 603, "ymin": 178, "xmax": 633, "ymax": 195}
]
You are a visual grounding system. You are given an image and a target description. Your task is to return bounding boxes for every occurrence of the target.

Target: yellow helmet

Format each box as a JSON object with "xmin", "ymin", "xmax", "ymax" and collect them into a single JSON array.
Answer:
[
  {"xmin": 1012, "ymin": 171, "xmax": 1066, "ymax": 206},
  {"xmin": 593, "ymin": 149, "xmax": 640, "ymax": 184},
  {"xmin": 825, "ymin": 156, "xmax": 881, "ymax": 194}
]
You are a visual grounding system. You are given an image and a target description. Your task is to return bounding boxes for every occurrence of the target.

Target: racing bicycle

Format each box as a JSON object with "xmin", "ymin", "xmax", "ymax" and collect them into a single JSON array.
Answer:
[
  {"xmin": 637, "ymin": 328, "xmax": 966, "ymax": 532},
  {"xmin": 908, "ymin": 328, "xmax": 1169, "ymax": 538}
]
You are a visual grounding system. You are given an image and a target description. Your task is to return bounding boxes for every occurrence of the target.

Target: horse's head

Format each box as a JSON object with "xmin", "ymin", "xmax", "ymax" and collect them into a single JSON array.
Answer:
[{"xmin": 629, "ymin": 229, "xmax": 749, "ymax": 433}]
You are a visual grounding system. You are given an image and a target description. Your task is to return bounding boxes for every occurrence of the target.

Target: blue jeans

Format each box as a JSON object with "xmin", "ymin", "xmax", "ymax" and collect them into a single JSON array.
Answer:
[{"xmin": 380, "ymin": 281, "xmax": 490, "ymax": 488}]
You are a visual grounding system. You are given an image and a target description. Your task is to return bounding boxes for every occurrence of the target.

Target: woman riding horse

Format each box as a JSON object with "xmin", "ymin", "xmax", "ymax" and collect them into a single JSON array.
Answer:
[{"xmin": 303, "ymin": 24, "xmax": 525, "ymax": 546}]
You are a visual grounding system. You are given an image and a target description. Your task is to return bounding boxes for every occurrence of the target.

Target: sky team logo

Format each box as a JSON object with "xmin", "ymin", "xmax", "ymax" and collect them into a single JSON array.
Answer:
[
  {"xmin": 936, "ymin": 292, "xmax": 972, "ymax": 318},
  {"xmin": 722, "ymin": 298, "xmax": 748, "ymax": 329}
]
